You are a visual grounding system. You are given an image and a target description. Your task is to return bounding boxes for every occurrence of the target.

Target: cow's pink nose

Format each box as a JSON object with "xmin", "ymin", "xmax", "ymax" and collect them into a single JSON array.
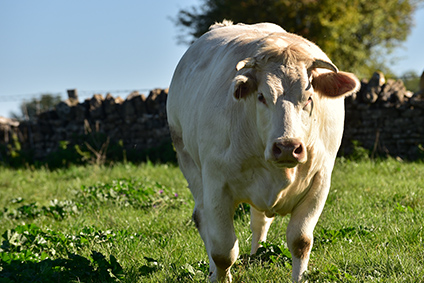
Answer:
[{"xmin": 272, "ymin": 139, "xmax": 305, "ymax": 166}]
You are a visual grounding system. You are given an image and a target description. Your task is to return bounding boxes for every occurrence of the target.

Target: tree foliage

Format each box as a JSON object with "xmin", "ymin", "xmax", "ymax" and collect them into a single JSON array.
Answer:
[
  {"xmin": 11, "ymin": 94, "xmax": 62, "ymax": 121},
  {"xmin": 175, "ymin": 0, "xmax": 422, "ymax": 77}
]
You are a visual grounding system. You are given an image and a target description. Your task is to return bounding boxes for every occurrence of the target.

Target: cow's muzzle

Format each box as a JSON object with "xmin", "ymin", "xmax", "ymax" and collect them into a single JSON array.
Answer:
[{"xmin": 269, "ymin": 138, "xmax": 306, "ymax": 168}]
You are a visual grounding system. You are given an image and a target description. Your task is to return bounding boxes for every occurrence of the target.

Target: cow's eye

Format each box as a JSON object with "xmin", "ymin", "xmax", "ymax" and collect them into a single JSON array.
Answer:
[
  {"xmin": 257, "ymin": 93, "xmax": 267, "ymax": 105},
  {"xmin": 304, "ymin": 96, "xmax": 312, "ymax": 110},
  {"xmin": 307, "ymin": 96, "xmax": 312, "ymax": 104}
]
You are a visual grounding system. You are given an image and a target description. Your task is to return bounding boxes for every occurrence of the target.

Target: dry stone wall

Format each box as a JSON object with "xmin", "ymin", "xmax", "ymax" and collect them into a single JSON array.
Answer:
[
  {"xmin": 342, "ymin": 72, "xmax": 424, "ymax": 159},
  {"xmin": 0, "ymin": 89, "xmax": 170, "ymax": 161},
  {"xmin": 1, "ymin": 71, "xmax": 424, "ymax": 162}
]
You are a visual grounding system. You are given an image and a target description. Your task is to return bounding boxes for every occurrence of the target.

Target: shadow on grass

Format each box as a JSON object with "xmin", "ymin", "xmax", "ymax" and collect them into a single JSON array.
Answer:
[{"xmin": 0, "ymin": 251, "xmax": 123, "ymax": 283}]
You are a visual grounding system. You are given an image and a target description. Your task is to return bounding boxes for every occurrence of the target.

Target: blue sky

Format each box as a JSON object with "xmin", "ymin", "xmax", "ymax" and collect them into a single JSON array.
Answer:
[{"xmin": 1, "ymin": 0, "xmax": 423, "ymax": 118}]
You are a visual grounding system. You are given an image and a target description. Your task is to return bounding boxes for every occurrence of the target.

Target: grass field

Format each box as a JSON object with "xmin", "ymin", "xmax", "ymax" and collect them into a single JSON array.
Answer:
[{"xmin": 0, "ymin": 158, "xmax": 423, "ymax": 282}]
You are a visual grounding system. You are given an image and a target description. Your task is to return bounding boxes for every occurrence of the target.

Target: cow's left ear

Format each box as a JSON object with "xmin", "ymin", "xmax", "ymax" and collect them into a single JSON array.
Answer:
[
  {"xmin": 232, "ymin": 72, "xmax": 257, "ymax": 100},
  {"xmin": 312, "ymin": 71, "xmax": 360, "ymax": 98}
]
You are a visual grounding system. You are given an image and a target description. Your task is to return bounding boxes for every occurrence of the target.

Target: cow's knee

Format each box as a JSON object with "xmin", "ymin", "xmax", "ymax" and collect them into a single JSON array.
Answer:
[
  {"xmin": 208, "ymin": 236, "xmax": 239, "ymax": 282},
  {"xmin": 210, "ymin": 235, "xmax": 239, "ymax": 269},
  {"xmin": 210, "ymin": 249, "xmax": 237, "ymax": 282},
  {"xmin": 211, "ymin": 253, "xmax": 235, "ymax": 271},
  {"xmin": 288, "ymin": 234, "xmax": 312, "ymax": 282},
  {"xmin": 291, "ymin": 235, "xmax": 312, "ymax": 259}
]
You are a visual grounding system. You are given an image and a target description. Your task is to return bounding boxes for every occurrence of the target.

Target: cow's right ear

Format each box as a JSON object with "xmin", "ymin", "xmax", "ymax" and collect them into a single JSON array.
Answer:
[
  {"xmin": 232, "ymin": 73, "xmax": 257, "ymax": 100},
  {"xmin": 312, "ymin": 71, "xmax": 360, "ymax": 98}
]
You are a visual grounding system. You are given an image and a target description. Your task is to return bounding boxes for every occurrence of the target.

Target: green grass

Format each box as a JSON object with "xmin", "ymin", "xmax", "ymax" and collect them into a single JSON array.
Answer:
[{"xmin": 0, "ymin": 158, "xmax": 423, "ymax": 282}]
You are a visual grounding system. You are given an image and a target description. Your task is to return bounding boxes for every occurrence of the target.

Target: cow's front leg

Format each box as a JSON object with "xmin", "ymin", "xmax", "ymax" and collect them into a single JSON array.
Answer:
[
  {"xmin": 287, "ymin": 224, "xmax": 313, "ymax": 283},
  {"xmin": 287, "ymin": 172, "xmax": 331, "ymax": 282},
  {"xmin": 195, "ymin": 181, "xmax": 239, "ymax": 282},
  {"xmin": 250, "ymin": 206, "xmax": 274, "ymax": 254}
]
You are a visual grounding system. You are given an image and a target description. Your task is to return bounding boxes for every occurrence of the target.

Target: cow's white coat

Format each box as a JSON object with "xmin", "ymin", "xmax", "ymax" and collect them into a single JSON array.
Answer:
[{"xmin": 167, "ymin": 22, "xmax": 360, "ymax": 282}]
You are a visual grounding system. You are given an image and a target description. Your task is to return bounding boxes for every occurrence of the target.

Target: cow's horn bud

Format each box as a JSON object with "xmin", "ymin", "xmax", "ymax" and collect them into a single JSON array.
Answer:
[
  {"xmin": 236, "ymin": 58, "xmax": 256, "ymax": 71},
  {"xmin": 309, "ymin": 59, "xmax": 338, "ymax": 73}
]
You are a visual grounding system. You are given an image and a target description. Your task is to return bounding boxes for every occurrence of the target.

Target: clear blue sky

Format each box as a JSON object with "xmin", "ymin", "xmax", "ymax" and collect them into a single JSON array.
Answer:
[{"xmin": 1, "ymin": 0, "xmax": 423, "ymax": 118}]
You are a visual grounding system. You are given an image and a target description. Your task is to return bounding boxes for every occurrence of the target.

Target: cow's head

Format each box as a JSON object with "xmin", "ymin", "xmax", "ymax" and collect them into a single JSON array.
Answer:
[{"xmin": 232, "ymin": 43, "xmax": 360, "ymax": 168}]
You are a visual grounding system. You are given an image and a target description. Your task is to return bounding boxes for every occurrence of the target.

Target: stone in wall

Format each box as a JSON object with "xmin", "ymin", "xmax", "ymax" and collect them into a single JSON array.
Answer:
[
  {"xmin": 146, "ymin": 88, "xmax": 167, "ymax": 115},
  {"xmin": 378, "ymin": 79, "xmax": 408, "ymax": 107},
  {"xmin": 104, "ymin": 94, "xmax": 124, "ymax": 124},
  {"xmin": 75, "ymin": 101, "xmax": 89, "ymax": 122},
  {"xmin": 56, "ymin": 100, "xmax": 74, "ymax": 120},
  {"xmin": 362, "ymin": 71, "xmax": 386, "ymax": 103},
  {"xmin": 0, "ymin": 117, "xmax": 19, "ymax": 146},
  {"xmin": 128, "ymin": 91, "xmax": 148, "ymax": 114},
  {"xmin": 121, "ymin": 98, "xmax": 136, "ymax": 124},
  {"xmin": 89, "ymin": 94, "xmax": 105, "ymax": 119}
]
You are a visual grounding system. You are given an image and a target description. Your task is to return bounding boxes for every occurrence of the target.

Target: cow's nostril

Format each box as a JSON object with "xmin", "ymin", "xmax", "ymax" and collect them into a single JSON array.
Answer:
[
  {"xmin": 272, "ymin": 143, "xmax": 282, "ymax": 157},
  {"xmin": 294, "ymin": 145, "xmax": 303, "ymax": 155}
]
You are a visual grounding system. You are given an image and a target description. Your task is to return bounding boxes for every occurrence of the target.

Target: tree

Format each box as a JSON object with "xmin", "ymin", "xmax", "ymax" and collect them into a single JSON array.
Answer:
[
  {"xmin": 11, "ymin": 94, "xmax": 62, "ymax": 121},
  {"xmin": 175, "ymin": 0, "xmax": 422, "ymax": 77}
]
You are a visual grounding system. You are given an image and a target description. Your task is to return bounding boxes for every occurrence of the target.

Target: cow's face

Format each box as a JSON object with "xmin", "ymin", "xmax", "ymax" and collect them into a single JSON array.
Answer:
[{"xmin": 233, "ymin": 58, "xmax": 359, "ymax": 168}]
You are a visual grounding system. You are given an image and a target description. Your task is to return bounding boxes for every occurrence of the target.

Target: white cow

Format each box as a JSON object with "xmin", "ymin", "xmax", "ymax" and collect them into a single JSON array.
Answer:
[{"xmin": 167, "ymin": 21, "xmax": 360, "ymax": 282}]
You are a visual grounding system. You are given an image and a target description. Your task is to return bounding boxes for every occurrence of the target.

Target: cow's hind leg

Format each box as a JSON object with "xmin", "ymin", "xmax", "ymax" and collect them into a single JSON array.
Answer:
[
  {"xmin": 171, "ymin": 129, "xmax": 220, "ymax": 274},
  {"xmin": 250, "ymin": 207, "xmax": 274, "ymax": 254},
  {"xmin": 170, "ymin": 128, "xmax": 203, "ymax": 197}
]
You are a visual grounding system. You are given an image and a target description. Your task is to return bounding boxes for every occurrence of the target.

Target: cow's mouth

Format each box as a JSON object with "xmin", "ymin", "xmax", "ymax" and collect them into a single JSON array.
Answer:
[{"xmin": 271, "ymin": 159, "xmax": 299, "ymax": 169}]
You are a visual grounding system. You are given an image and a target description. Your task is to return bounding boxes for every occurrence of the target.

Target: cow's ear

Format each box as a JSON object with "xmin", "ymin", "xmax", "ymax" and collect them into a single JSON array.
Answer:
[
  {"xmin": 232, "ymin": 73, "xmax": 257, "ymax": 100},
  {"xmin": 312, "ymin": 71, "xmax": 360, "ymax": 98}
]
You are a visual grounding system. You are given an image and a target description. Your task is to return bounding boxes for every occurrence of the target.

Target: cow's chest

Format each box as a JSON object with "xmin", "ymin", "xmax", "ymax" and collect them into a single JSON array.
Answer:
[{"xmin": 228, "ymin": 163, "xmax": 314, "ymax": 216}]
